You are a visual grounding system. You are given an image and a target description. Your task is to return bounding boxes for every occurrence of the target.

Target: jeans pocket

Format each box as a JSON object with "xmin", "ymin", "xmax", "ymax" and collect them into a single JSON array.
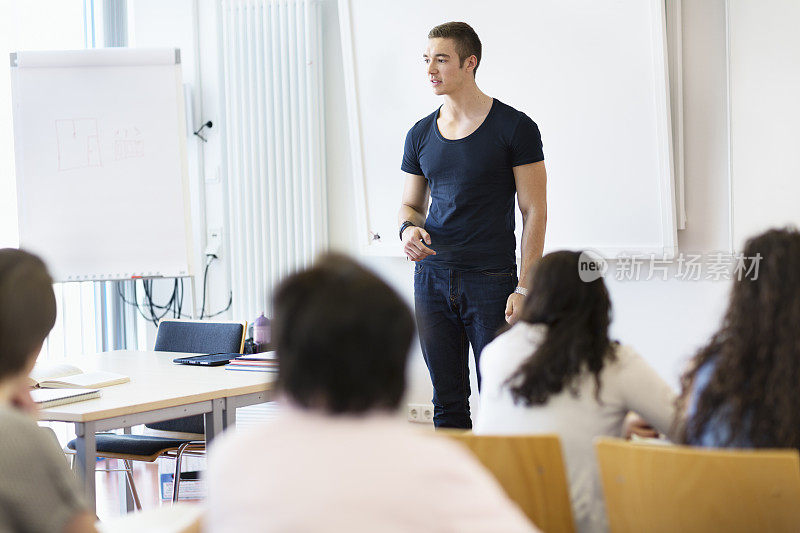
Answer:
[
  {"xmin": 414, "ymin": 262, "xmax": 425, "ymax": 275},
  {"xmin": 479, "ymin": 266, "xmax": 516, "ymax": 278}
]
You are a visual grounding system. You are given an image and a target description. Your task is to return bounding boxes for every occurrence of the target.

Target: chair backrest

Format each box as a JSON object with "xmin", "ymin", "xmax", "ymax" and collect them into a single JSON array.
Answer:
[
  {"xmin": 154, "ymin": 319, "xmax": 247, "ymax": 354},
  {"xmin": 595, "ymin": 438, "xmax": 800, "ymax": 533},
  {"xmin": 445, "ymin": 433, "xmax": 575, "ymax": 533}
]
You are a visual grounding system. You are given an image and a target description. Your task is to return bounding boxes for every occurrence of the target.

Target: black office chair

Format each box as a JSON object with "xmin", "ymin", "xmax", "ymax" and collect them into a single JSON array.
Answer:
[{"xmin": 67, "ymin": 319, "xmax": 246, "ymax": 507}]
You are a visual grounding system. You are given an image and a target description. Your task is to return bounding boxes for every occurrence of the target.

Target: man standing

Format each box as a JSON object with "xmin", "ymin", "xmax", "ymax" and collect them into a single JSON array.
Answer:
[{"xmin": 398, "ymin": 22, "xmax": 547, "ymax": 429}]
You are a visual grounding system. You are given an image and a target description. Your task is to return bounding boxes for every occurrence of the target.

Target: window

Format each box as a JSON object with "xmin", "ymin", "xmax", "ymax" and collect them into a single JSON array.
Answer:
[{"xmin": 0, "ymin": 1, "xmax": 113, "ymax": 361}]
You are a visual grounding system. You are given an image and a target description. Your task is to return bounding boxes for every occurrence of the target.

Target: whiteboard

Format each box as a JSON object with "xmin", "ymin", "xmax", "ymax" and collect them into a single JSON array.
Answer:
[
  {"xmin": 11, "ymin": 48, "xmax": 194, "ymax": 282},
  {"xmin": 339, "ymin": 0, "xmax": 678, "ymax": 259},
  {"xmin": 729, "ymin": 0, "xmax": 800, "ymax": 251}
]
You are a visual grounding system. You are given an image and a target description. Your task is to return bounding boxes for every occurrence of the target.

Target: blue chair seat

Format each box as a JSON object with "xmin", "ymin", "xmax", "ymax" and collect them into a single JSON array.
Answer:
[
  {"xmin": 147, "ymin": 416, "xmax": 205, "ymax": 434},
  {"xmin": 67, "ymin": 433, "xmax": 193, "ymax": 457}
]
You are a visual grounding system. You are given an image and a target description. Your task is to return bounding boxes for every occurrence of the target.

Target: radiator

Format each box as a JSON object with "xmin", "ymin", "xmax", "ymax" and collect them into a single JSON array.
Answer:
[{"xmin": 220, "ymin": 0, "xmax": 327, "ymax": 320}]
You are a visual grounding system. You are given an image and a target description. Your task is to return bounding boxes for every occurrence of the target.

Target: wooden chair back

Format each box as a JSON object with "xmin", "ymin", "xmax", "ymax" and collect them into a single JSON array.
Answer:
[
  {"xmin": 446, "ymin": 433, "xmax": 576, "ymax": 533},
  {"xmin": 595, "ymin": 438, "xmax": 800, "ymax": 533}
]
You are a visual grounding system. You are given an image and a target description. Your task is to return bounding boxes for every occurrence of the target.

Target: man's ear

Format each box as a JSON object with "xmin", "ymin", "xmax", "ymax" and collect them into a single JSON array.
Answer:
[{"xmin": 465, "ymin": 55, "xmax": 478, "ymax": 74}]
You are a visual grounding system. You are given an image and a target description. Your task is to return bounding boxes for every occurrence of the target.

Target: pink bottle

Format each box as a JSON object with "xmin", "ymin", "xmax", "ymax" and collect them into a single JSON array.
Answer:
[{"xmin": 253, "ymin": 313, "xmax": 271, "ymax": 350}]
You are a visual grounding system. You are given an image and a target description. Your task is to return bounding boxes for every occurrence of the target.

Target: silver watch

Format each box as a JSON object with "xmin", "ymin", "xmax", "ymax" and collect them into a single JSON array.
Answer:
[{"xmin": 514, "ymin": 286, "xmax": 529, "ymax": 296}]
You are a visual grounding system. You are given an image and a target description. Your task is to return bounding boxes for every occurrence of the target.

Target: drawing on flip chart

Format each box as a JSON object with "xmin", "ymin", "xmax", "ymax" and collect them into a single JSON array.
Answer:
[
  {"xmin": 56, "ymin": 118, "xmax": 102, "ymax": 171},
  {"xmin": 113, "ymin": 126, "xmax": 145, "ymax": 161}
]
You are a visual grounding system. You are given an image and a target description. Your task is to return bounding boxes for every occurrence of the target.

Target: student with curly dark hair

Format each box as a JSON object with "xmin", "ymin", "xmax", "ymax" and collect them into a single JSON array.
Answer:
[
  {"xmin": 475, "ymin": 250, "xmax": 676, "ymax": 533},
  {"xmin": 680, "ymin": 227, "xmax": 800, "ymax": 449}
]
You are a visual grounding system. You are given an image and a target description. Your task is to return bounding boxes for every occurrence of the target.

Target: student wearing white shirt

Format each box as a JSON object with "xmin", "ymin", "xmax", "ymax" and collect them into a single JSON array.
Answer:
[
  {"xmin": 205, "ymin": 253, "xmax": 538, "ymax": 533},
  {"xmin": 475, "ymin": 251, "xmax": 677, "ymax": 533}
]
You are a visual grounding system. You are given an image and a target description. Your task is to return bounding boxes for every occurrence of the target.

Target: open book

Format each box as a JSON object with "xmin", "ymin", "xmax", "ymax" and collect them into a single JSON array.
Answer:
[{"xmin": 29, "ymin": 362, "xmax": 129, "ymax": 389}]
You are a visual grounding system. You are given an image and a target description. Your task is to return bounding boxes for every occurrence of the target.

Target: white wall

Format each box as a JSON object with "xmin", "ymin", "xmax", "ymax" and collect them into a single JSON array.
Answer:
[
  {"xmin": 322, "ymin": 0, "xmax": 733, "ymax": 410},
  {"xmin": 728, "ymin": 0, "xmax": 800, "ymax": 245},
  {"xmin": 128, "ymin": 0, "xmax": 232, "ymax": 347},
  {"xmin": 605, "ymin": 0, "xmax": 732, "ymax": 385}
]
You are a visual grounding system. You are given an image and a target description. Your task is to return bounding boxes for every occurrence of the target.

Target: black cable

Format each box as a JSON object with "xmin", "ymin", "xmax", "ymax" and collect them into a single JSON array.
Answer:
[
  {"xmin": 193, "ymin": 120, "xmax": 213, "ymax": 142},
  {"xmin": 141, "ymin": 280, "xmax": 175, "ymax": 311},
  {"xmin": 116, "ymin": 282, "xmax": 155, "ymax": 323},
  {"xmin": 199, "ymin": 254, "xmax": 232, "ymax": 318},
  {"xmin": 206, "ymin": 291, "xmax": 233, "ymax": 318},
  {"xmin": 140, "ymin": 278, "xmax": 179, "ymax": 326},
  {"xmin": 172, "ymin": 279, "xmax": 179, "ymax": 319},
  {"xmin": 177, "ymin": 278, "xmax": 184, "ymax": 319},
  {"xmin": 116, "ymin": 255, "xmax": 232, "ymax": 324},
  {"xmin": 199, "ymin": 255, "xmax": 214, "ymax": 319}
]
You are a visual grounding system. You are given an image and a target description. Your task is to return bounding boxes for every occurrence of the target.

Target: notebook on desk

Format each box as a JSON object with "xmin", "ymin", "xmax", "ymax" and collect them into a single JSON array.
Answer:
[{"xmin": 31, "ymin": 388, "xmax": 101, "ymax": 408}]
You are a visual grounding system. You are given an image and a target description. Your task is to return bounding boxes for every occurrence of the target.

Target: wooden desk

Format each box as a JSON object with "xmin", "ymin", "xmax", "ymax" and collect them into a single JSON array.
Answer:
[{"xmin": 38, "ymin": 350, "xmax": 275, "ymax": 511}]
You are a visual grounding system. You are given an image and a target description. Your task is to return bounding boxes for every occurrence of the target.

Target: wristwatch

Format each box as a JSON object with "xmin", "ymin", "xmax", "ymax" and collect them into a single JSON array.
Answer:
[
  {"xmin": 399, "ymin": 221, "xmax": 416, "ymax": 241},
  {"xmin": 514, "ymin": 286, "xmax": 529, "ymax": 296}
]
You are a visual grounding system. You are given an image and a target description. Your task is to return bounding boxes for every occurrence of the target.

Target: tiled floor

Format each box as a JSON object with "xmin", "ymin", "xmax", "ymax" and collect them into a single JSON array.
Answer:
[{"xmin": 95, "ymin": 459, "xmax": 166, "ymax": 520}]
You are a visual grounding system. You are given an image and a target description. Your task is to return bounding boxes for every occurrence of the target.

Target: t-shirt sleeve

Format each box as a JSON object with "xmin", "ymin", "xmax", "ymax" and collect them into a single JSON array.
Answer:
[
  {"xmin": 0, "ymin": 417, "xmax": 85, "ymax": 533},
  {"xmin": 400, "ymin": 127, "xmax": 424, "ymax": 176},
  {"xmin": 509, "ymin": 114, "xmax": 544, "ymax": 167}
]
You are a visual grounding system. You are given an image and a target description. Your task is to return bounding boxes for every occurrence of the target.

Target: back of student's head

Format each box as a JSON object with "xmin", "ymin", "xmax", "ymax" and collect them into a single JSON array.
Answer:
[
  {"xmin": 272, "ymin": 253, "xmax": 414, "ymax": 415},
  {"xmin": 682, "ymin": 227, "xmax": 800, "ymax": 448},
  {"xmin": 0, "ymin": 249, "xmax": 56, "ymax": 380},
  {"xmin": 507, "ymin": 250, "xmax": 614, "ymax": 406}
]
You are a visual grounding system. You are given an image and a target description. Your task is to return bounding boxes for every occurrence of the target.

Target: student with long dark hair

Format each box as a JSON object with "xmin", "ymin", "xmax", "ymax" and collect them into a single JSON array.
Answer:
[
  {"xmin": 475, "ymin": 250, "xmax": 676, "ymax": 533},
  {"xmin": 680, "ymin": 228, "xmax": 800, "ymax": 449}
]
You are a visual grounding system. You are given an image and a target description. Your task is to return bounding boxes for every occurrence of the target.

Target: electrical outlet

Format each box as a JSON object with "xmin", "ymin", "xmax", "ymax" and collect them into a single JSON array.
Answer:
[
  {"xmin": 205, "ymin": 227, "xmax": 222, "ymax": 258},
  {"xmin": 205, "ymin": 164, "xmax": 221, "ymax": 183},
  {"xmin": 407, "ymin": 403, "xmax": 434, "ymax": 424}
]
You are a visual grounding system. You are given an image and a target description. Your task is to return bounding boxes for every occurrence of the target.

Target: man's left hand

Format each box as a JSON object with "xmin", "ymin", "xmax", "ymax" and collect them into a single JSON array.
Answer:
[{"xmin": 505, "ymin": 292, "xmax": 525, "ymax": 324}]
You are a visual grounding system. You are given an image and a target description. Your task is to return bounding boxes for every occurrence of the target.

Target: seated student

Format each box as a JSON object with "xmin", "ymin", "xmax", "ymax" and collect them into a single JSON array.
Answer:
[
  {"xmin": 205, "ymin": 253, "xmax": 537, "ymax": 532},
  {"xmin": 680, "ymin": 228, "xmax": 800, "ymax": 449},
  {"xmin": 0, "ymin": 249, "xmax": 96, "ymax": 533},
  {"xmin": 474, "ymin": 250, "xmax": 676, "ymax": 533}
]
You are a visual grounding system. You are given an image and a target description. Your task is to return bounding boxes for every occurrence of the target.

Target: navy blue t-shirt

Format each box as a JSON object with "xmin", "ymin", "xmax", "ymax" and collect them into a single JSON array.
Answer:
[{"xmin": 401, "ymin": 99, "xmax": 544, "ymax": 270}]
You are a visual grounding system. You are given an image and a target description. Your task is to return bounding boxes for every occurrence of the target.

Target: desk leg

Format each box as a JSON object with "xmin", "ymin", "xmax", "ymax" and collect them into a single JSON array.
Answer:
[
  {"xmin": 121, "ymin": 427, "xmax": 135, "ymax": 513},
  {"xmin": 74, "ymin": 422, "xmax": 97, "ymax": 514},
  {"xmin": 223, "ymin": 400, "xmax": 237, "ymax": 430},
  {"xmin": 204, "ymin": 398, "xmax": 224, "ymax": 445}
]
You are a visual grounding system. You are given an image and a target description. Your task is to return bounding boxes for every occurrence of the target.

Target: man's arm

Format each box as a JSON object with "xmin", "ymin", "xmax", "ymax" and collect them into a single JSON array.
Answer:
[
  {"xmin": 398, "ymin": 173, "xmax": 436, "ymax": 261},
  {"xmin": 505, "ymin": 161, "xmax": 547, "ymax": 323}
]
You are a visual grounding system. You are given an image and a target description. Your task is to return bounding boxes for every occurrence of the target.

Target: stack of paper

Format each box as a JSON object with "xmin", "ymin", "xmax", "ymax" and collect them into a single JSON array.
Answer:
[{"xmin": 225, "ymin": 353, "xmax": 278, "ymax": 373}]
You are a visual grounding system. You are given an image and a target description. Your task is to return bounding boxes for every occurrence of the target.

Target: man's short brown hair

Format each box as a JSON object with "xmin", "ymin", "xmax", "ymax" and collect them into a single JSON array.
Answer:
[
  {"xmin": 0, "ymin": 249, "xmax": 56, "ymax": 380},
  {"xmin": 428, "ymin": 21, "xmax": 482, "ymax": 76}
]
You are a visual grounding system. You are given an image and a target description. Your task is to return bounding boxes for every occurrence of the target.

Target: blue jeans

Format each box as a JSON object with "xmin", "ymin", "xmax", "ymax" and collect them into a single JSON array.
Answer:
[{"xmin": 414, "ymin": 263, "xmax": 518, "ymax": 429}]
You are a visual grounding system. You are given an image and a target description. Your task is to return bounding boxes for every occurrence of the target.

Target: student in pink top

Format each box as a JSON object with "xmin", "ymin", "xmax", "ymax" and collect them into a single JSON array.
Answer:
[{"xmin": 205, "ymin": 253, "xmax": 538, "ymax": 533}]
